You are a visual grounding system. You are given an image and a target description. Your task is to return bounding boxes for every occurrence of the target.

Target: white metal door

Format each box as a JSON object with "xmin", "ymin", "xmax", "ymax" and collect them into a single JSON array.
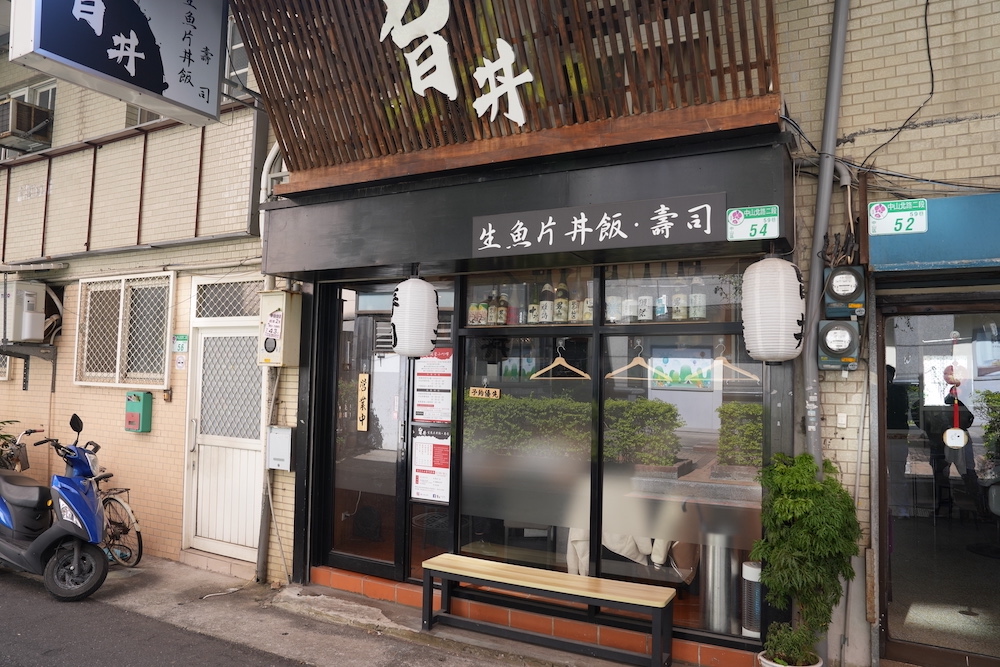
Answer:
[{"xmin": 189, "ymin": 327, "xmax": 263, "ymax": 561}]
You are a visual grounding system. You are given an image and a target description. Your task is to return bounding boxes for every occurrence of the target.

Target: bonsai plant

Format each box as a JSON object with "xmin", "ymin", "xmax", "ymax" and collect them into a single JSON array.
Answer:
[{"xmin": 748, "ymin": 453, "xmax": 861, "ymax": 666}]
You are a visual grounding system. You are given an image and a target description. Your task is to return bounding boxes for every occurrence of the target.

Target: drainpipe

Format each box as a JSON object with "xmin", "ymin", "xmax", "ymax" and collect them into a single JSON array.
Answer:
[
  {"xmin": 803, "ymin": 0, "xmax": 851, "ymax": 466},
  {"xmin": 801, "ymin": 0, "xmax": 851, "ymax": 663},
  {"xmin": 256, "ymin": 142, "xmax": 281, "ymax": 583}
]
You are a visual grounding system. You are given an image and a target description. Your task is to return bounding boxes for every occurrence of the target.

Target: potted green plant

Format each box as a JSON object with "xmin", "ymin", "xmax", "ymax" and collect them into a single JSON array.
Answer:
[{"xmin": 748, "ymin": 453, "xmax": 861, "ymax": 667}]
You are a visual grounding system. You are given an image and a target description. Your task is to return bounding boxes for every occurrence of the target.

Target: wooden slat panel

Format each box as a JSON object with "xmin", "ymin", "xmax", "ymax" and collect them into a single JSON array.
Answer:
[
  {"xmin": 276, "ymin": 93, "xmax": 781, "ymax": 194},
  {"xmin": 230, "ymin": 0, "xmax": 778, "ymax": 191}
]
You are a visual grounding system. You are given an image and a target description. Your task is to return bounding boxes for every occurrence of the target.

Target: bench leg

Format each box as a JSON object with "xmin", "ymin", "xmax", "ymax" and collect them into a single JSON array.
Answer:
[
  {"xmin": 422, "ymin": 571, "xmax": 435, "ymax": 630},
  {"xmin": 651, "ymin": 607, "xmax": 663, "ymax": 667}
]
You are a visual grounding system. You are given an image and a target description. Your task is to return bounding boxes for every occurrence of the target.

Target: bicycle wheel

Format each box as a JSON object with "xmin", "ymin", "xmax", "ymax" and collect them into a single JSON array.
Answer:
[{"xmin": 103, "ymin": 495, "xmax": 143, "ymax": 567}]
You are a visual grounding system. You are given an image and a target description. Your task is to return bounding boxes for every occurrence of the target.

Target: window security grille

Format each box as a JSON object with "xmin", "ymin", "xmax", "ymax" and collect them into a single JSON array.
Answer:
[
  {"xmin": 0, "ymin": 355, "xmax": 8, "ymax": 381},
  {"xmin": 75, "ymin": 273, "xmax": 174, "ymax": 387},
  {"xmin": 195, "ymin": 280, "xmax": 262, "ymax": 319}
]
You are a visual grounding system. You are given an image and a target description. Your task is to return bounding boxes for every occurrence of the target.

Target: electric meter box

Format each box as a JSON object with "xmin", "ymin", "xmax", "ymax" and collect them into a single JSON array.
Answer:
[
  {"xmin": 125, "ymin": 391, "xmax": 153, "ymax": 433},
  {"xmin": 266, "ymin": 425, "xmax": 293, "ymax": 471},
  {"xmin": 258, "ymin": 290, "xmax": 301, "ymax": 367},
  {"xmin": 823, "ymin": 266, "xmax": 866, "ymax": 318},
  {"xmin": 818, "ymin": 320, "xmax": 861, "ymax": 371},
  {"xmin": 1, "ymin": 280, "xmax": 45, "ymax": 343}
]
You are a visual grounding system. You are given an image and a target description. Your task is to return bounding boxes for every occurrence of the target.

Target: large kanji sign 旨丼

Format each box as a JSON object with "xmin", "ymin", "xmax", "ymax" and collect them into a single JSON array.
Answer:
[{"xmin": 10, "ymin": 0, "xmax": 226, "ymax": 126}]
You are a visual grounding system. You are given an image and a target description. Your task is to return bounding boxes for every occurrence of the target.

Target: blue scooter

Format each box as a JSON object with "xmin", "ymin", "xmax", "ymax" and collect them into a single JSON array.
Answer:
[{"xmin": 0, "ymin": 414, "xmax": 109, "ymax": 601}]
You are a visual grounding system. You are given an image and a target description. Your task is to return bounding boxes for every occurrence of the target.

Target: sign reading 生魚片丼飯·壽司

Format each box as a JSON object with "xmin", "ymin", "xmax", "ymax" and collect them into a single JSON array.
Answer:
[
  {"xmin": 472, "ymin": 193, "xmax": 728, "ymax": 258},
  {"xmin": 9, "ymin": 0, "xmax": 226, "ymax": 126}
]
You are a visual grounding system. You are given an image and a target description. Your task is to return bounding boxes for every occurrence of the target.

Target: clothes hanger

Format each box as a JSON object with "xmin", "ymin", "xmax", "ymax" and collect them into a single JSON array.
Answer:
[
  {"xmin": 530, "ymin": 342, "xmax": 591, "ymax": 380},
  {"xmin": 604, "ymin": 343, "xmax": 652, "ymax": 379},
  {"xmin": 713, "ymin": 343, "xmax": 760, "ymax": 383}
]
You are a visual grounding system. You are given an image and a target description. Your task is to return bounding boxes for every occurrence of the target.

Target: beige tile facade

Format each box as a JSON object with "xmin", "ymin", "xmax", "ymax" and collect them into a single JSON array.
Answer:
[
  {"xmin": 0, "ymin": 50, "xmax": 292, "ymax": 584},
  {"xmin": 778, "ymin": 2, "xmax": 999, "ymax": 662}
]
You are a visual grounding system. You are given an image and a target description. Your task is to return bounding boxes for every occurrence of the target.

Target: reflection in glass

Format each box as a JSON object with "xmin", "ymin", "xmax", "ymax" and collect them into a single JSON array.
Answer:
[
  {"xmin": 885, "ymin": 313, "xmax": 1000, "ymax": 658},
  {"xmin": 332, "ymin": 288, "xmax": 399, "ymax": 564},
  {"xmin": 461, "ymin": 336, "xmax": 592, "ymax": 570},
  {"xmin": 600, "ymin": 334, "xmax": 763, "ymax": 635}
]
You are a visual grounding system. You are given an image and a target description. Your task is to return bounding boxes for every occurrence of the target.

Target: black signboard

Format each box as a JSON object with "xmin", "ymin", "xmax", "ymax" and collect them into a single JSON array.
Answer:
[{"xmin": 472, "ymin": 192, "xmax": 727, "ymax": 257}]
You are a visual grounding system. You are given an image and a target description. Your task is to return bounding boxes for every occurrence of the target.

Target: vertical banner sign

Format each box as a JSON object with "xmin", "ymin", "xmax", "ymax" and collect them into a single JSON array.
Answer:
[
  {"xmin": 356, "ymin": 373, "xmax": 370, "ymax": 432},
  {"xmin": 413, "ymin": 348, "xmax": 453, "ymax": 423},
  {"xmin": 411, "ymin": 426, "xmax": 451, "ymax": 503},
  {"xmin": 9, "ymin": 0, "xmax": 226, "ymax": 125}
]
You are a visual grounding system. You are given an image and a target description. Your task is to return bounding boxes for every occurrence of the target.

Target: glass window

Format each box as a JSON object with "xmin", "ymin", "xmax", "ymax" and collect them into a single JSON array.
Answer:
[
  {"xmin": 466, "ymin": 268, "xmax": 593, "ymax": 326},
  {"xmin": 461, "ymin": 335, "xmax": 592, "ymax": 570},
  {"xmin": 457, "ymin": 264, "xmax": 765, "ymax": 637},
  {"xmin": 75, "ymin": 273, "xmax": 173, "ymax": 388},
  {"xmin": 604, "ymin": 259, "xmax": 743, "ymax": 325},
  {"xmin": 600, "ymin": 333, "xmax": 762, "ymax": 635},
  {"xmin": 462, "ymin": 259, "xmax": 749, "ymax": 329}
]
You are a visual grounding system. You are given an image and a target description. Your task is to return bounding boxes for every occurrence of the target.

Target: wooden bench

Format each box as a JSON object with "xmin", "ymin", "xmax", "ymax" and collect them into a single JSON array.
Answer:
[{"xmin": 422, "ymin": 553, "xmax": 675, "ymax": 667}]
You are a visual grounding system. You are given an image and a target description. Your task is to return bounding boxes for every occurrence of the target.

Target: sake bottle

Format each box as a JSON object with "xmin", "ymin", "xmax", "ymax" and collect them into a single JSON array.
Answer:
[
  {"xmin": 637, "ymin": 263, "xmax": 655, "ymax": 323},
  {"xmin": 497, "ymin": 289, "xmax": 509, "ymax": 325},
  {"xmin": 554, "ymin": 270, "xmax": 570, "ymax": 323},
  {"xmin": 605, "ymin": 265, "xmax": 623, "ymax": 324},
  {"xmin": 527, "ymin": 281, "xmax": 540, "ymax": 324},
  {"xmin": 689, "ymin": 265, "xmax": 707, "ymax": 321},
  {"xmin": 670, "ymin": 263, "xmax": 689, "ymax": 321}
]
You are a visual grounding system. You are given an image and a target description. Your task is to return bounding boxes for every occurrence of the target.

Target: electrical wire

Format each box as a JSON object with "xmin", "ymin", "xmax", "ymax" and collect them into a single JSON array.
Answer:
[{"xmin": 860, "ymin": 0, "xmax": 935, "ymax": 170}]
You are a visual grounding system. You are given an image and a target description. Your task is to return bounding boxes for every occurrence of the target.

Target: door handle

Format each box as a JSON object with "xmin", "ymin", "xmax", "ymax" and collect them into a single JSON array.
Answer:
[{"xmin": 189, "ymin": 418, "xmax": 198, "ymax": 452}]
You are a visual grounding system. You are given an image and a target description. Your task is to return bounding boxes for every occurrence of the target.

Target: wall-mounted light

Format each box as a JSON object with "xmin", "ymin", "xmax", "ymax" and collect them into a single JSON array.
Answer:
[{"xmin": 741, "ymin": 257, "xmax": 805, "ymax": 363}]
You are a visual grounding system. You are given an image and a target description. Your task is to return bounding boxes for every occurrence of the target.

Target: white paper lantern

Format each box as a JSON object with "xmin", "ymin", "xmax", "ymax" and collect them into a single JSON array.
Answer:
[
  {"xmin": 391, "ymin": 278, "xmax": 439, "ymax": 357},
  {"xmin": 741, "ymin": 257, "xmax": 805, "ymax": 362}
]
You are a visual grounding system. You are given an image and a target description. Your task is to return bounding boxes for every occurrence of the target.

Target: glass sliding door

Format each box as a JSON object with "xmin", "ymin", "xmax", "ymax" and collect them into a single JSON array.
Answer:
[{"xmin": 884, "ymin": 311, "xmax": 1000, "ymax": 663}]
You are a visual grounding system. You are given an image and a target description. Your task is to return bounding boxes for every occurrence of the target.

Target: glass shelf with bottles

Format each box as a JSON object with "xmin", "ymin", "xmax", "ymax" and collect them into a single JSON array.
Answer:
[
  {"xmin": 464, "ymin": 259, "xmax": 746, "ymax": 328},
  {"xmin": 603, "ymin": 259, "xmax": 742, "ymax": 324},
  {"xmin": 465, "ymin": 268, "xmax": 594, "ymax": 327}
]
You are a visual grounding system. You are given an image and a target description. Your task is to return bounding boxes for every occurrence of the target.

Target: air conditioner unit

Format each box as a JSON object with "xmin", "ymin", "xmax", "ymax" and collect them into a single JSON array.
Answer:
[
  {"xmin": 0, "ymin": 99, "xmax": 53, "ymax": 152},
  {"xmin": 1, "ymin": 280, "xmax": 45, "ymax": 343}
]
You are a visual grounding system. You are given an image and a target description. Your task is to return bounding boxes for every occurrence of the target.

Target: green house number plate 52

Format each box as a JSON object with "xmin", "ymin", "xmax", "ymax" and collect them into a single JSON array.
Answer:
[
  {"xmin": 727, "ymin": 205, "xmax": 779, "ymax": 241},
  {"xmin": 868, "ymin": 199, "xmax": 928, "ymax": 236}
]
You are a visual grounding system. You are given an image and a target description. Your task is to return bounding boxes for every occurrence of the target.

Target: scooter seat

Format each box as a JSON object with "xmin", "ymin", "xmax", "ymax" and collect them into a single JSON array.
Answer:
[{"xmin": 0, "ymin": 470, "xmax": 51, "ymax": 508}]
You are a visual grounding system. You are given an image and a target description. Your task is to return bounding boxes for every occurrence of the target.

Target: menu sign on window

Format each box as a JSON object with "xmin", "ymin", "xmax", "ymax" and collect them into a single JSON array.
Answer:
[
  {"xmin": 411, "ymin": 426, "xmax": 451, "ymax": 503},
  {"xmin": 473, "ymin": 193, "xmax": 727, "ymax": 258},
  {"xmin": 414, "ymin": 348, "xmax": 452, "ymax": 424}
]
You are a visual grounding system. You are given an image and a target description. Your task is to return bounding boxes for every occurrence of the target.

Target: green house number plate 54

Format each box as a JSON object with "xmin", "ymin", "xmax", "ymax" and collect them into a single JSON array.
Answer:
[
  {"xmin": 868, "ymin": 199, "xmax": 928, "ymax": 236},
  {"xmin": 727, "ymin": 206, "xmax": 779, "ymax": 241}
]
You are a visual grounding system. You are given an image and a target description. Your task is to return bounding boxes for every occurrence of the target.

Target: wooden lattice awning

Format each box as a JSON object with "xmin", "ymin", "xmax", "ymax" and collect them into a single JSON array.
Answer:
[{"xmin": 230, "ymin": 0, "xmax": 781, "ymax": 195}]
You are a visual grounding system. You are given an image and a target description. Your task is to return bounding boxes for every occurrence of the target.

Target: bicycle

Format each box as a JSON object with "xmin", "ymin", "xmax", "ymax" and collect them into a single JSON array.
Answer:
[
  {"xmin": 93, "ymin": 468, "xmax": 143, "ymax": 568},
  {"xmin": 0, "ymin": 423, "xmax": 42, "ymax": 472}
]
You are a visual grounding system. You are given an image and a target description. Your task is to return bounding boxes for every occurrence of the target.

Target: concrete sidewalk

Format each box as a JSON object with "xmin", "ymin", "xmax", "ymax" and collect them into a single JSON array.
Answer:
[
  {"xmin": 92, "ymin": 556, "xmax": 918, "ymax": 667},
  {"xmin": 93, "ymin": 555, "xmax": 627, "ymax": 667}
]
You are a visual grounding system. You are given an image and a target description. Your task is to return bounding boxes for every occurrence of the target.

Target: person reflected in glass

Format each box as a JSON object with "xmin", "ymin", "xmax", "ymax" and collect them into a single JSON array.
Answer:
[{"xmin": 886, "ymin": 365, "xmax": 911, "ymax": 517}]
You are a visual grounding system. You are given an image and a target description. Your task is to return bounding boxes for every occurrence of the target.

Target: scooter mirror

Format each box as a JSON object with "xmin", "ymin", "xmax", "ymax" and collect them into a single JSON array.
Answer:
[{"xmin": 70, "ymin": 414, "xmax": 83, "ymax": 433}]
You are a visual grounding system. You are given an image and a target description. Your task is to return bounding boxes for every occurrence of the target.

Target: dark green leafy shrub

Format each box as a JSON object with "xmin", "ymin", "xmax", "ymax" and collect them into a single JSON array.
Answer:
[
  {"xmin": 604, "ymin": 398, "xmax": 683, "ymax": 466},
  {"xmin": 716, "ymin": 402, "xmax": 763, "ymax": 467},
  {"xmin": 749, "ymin": 453, "xmax": 861, "ymax": 665},
  {"xmin": 974, "ymin": 389, "xmax": 1000, "ymax": 462},
  {"xmin": 463, "ymin": 396, "xmax": 683, "ymax": 464}
]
